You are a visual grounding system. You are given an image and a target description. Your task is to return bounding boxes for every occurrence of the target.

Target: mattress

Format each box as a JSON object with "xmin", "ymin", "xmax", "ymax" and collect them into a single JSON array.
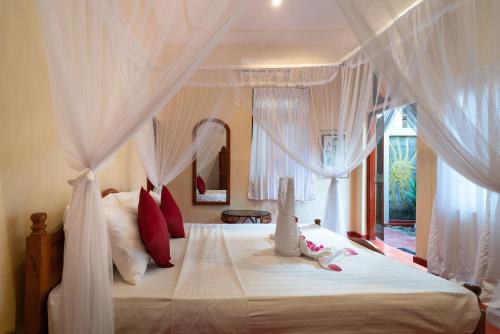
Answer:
[{"xmin": 48, "ymin": 223, "xmax": 480, "ymax": 333}]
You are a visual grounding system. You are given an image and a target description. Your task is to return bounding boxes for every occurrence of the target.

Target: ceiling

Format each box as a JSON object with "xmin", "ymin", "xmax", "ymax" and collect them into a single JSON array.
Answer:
[{"xmin": 161, "ymin": 0, "xmax": 419, "ymax": 66}]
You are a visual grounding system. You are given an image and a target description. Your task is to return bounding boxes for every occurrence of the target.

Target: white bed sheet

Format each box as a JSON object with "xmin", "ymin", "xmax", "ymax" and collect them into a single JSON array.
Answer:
[
  {"xmin": 49, "ymin": 223, "xmax": 480, "ymax": 333},
  {"xmin": 48, "ymin": 231, "xmax": 189, "ymax": 333}
]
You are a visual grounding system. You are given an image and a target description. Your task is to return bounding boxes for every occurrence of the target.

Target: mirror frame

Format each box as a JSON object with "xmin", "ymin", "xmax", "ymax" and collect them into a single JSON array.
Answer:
[{"xmin": 192, "ymin": 118, "xmax": 230, "ymax": 205}]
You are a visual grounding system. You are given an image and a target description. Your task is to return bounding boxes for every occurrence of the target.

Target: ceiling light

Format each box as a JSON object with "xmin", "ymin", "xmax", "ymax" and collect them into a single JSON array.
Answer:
[{"xmin": 271, "ymin": 0, "xmax": 282, "ymax": 8}]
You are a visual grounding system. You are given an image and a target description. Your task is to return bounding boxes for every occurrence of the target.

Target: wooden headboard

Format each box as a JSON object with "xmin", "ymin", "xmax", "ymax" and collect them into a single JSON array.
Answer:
[{"xmin": 24, "ymin": 188, "xmax": 118, "ymax": 334}]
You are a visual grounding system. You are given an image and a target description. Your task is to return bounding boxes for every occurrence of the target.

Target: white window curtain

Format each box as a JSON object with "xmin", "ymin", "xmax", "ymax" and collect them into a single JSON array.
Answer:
[
  {"xmin": 249, "ymin": 87, "xmax": 315, "ymax": 202},
  {"xmin": 338, "ymin": 0, "xmax": 500, "ymax": 325},
  {"xmin": 36, "ymin": 1, "xmax": 248, "ymax": 333},
  {"xmin": 428, "ymin": 159, "xmax": 500, "ymax": 323},
  {"xmin": 243, "ymin": 56, "xmax": 394, "ymax": 233}
]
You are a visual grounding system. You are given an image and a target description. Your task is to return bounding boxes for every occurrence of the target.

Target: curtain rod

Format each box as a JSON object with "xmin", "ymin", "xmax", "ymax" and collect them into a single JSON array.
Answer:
[{"xmin": 199, "ymin": 62, "xmax": 342, "ymax": 70}]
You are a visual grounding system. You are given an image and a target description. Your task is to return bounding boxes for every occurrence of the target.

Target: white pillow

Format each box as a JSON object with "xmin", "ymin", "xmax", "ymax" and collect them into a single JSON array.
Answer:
[
  {"xmin": 104, "ymin": 189, "xmax": 160, "ymax": 208},
  {"xmin": 102, "ymin": 189, "xmax": 159, "ymax": 285},
  {"xmin": 103, "ymin": 203, "xmax": 150, "ymax": 285}
]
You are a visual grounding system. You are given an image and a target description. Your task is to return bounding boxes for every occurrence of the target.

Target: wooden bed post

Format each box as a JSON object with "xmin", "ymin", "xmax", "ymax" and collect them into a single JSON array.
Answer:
[
  {"xmin": 25, "ymin": 213, "xmax": 64, "ymax": 334},
  {"xmin": 24, "ymin": 189, "xmax": 117, "ymax": 334},
  {"xmin": 25, "ymin": 213, "xmax": 50, "ymax": 334},
  {"xmin": 146, "ymin": 178, "xmax": 154, "ymax": 192}
]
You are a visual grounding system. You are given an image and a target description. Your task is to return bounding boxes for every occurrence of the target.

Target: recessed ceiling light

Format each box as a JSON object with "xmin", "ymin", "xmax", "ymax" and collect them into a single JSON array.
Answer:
[{"xmin": 271, "ymin": 0, "xmax": 283, "ymax": 8}]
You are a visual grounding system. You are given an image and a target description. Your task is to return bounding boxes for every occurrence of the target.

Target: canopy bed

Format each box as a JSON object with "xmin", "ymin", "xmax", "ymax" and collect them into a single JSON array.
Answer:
[
  {"xmin": 25, "ymin": 191, "xmax": 484, "ymax": 334},
  {"xmin": 33, "ymin": 0, "xmax": 499, "ymax": 332}
]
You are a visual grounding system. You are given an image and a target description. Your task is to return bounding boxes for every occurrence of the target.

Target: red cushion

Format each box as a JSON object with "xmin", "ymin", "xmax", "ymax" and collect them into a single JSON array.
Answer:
[
  {"xmin": 137, "ymin": 188, "xmax": 173, "ymax": 268},
  {"xmin": 196, "ymin": 176, "xmax": 206, "ymax": 194},
  {"xmin": 160, "ymin": 186, "xmax": 185, "ymax": 238}
]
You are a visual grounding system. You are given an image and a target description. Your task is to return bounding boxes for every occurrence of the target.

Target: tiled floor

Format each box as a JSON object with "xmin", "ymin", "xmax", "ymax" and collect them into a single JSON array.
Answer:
[{"xmin": 381, "ymin": 226, "xmax": 416, "ymax": 254}]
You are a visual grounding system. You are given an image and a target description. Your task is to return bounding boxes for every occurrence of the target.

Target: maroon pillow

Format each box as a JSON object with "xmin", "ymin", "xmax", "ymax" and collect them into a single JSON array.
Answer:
[
  {"xmin": 196, "ymin": 176, "xmax": 206, "ymax": 194},
  {"xmin": 160, "ymin": 186, "xmax": 185, "ymax": 238},
  {"xmin": 137, "ymin": 188, "xmax": 173, "ymax": 268}
]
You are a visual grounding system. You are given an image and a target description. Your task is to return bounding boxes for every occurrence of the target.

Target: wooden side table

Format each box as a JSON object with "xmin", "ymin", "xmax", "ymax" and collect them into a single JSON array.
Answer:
[{"xmin": 221, "ymin": 210, "xmax": 272, "ymax": 224}]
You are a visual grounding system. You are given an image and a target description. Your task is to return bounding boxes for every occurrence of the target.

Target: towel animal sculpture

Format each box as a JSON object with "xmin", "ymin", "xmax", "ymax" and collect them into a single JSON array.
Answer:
[{"xmin": 272, "ymin": 177, "xmax": 357, "ymax": 271}]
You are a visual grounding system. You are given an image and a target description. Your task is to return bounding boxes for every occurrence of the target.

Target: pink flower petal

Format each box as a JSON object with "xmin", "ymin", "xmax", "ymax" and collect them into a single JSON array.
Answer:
[
  {"xmin": 345, "ymin": 248, "xmax": 358, "ymax": 255},
  {"xmin": 328, "ymin": 264, "xmax": 342, "ymax": 271}
]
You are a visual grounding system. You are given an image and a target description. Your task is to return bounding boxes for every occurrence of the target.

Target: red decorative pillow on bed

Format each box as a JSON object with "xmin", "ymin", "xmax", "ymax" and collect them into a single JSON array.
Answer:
[
  {"xmin": 138, "ymin": 188, "xmax": 173, "ymax": 268},
  {"xmin": 160, "ymin": 186, "xmax": 185, "ymax": 238},
  {"xmin": 196, "ymin": 176, "xmax": 206, "ymax": 194}
]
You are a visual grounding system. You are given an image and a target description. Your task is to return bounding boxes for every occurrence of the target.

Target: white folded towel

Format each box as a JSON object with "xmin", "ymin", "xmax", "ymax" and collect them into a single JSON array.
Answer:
[
  {"xmin": 273, "ymin": 177, "xmax": 358, "ymax": 269},
  {"xmin": 274, "ymin": 178, "xmax": 301, "ymax": 256}
]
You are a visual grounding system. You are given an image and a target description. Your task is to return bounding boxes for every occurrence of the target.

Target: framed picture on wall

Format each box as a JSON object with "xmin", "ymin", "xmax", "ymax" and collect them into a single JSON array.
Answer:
[{"xmin": 319, "ymin": 130, "xmax": 349, "ymax": 178}]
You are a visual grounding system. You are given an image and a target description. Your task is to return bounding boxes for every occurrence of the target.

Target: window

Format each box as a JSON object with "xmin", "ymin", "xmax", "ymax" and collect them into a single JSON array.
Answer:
[{"xmin": 248, "ymin": 87, "xmax": 314, "ymax": 201}]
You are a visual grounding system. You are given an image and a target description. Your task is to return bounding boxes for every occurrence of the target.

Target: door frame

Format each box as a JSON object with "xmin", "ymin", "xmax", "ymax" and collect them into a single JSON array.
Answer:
[{"xmin": 366, "ymin": 148, "xmax": 376, "ymax": 240}]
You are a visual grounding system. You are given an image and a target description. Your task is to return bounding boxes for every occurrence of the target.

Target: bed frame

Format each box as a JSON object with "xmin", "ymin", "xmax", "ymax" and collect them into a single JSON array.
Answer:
[
  {"xmin": 24, "ymin": 192, "xmax": 485, "ymax": 334},
  {"xmin": 24, "ymin": 188, "xmax": 118, "ymax": 334}
]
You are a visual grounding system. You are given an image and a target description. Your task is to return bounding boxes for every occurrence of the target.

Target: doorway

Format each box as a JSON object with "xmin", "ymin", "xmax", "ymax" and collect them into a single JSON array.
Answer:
[{"xmin": 367, "ymin": 105, "xmax": 417, "ymax": 255}]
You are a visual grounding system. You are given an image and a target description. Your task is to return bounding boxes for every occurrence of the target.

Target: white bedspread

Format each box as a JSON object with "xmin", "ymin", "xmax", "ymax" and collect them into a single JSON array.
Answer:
[
  {"xmin": 171, "ymin": 224, "xmax": 248, "ymax": 333},
  {"xmin": 49, "ymin": 223, "xmax": 480, "ymax": 333}
]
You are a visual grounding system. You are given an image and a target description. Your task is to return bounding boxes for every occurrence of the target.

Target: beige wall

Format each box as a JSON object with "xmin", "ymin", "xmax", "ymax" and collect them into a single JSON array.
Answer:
[
  {"xmin": 415, "ymin": 138, "xmax": 437, "ymax": 259},
  {"xmin": 0, "ymin": 1, "xmax": 143, "ymax": 332},
  {"xmin": 349, "ymin": 163, "xmax": 367, "ymax": 236}
]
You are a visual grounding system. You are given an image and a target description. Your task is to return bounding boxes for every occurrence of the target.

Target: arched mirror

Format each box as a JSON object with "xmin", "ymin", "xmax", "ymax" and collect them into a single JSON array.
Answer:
[{"xmin": 192, "ymin": 118, "xmax": 230, "ymax": 205}]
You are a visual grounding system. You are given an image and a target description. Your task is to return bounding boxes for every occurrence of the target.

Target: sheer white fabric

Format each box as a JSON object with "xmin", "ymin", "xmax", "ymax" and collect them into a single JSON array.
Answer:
[
  {"xmin": 244, "ymin": 56, "xmax": 393, "ymax": 233},
  {"xmin": 249, "ymin": 88, "xmax": 315, "ymax": 202},
  {"xmin": 135, "ymin": 86, "xmax": 234, "ymax": 192},
  {"xmin": 195, "ymin": 122, "xmax": 227, "ymax": 175},
  {"xmin": 338, "ymin": 0, "xmax": 500, "ymax": 193},
  {"xmin": 428, "ymin": 160, "xmax": 500, "ymax": 325},
  {"xmin": 187, "ymin": 54, "xmax": 370, "ymax": 88},
  {"xmin": 36, "ymin": 0, "xmax": 247, "ymax": 333},
  {"xmin": 338, "ymin": 0, "xmax": 500, "ymax": 325},
  {"xmin": 189, "ymin": 65, "xmax": 340, "ymax": 87}
]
